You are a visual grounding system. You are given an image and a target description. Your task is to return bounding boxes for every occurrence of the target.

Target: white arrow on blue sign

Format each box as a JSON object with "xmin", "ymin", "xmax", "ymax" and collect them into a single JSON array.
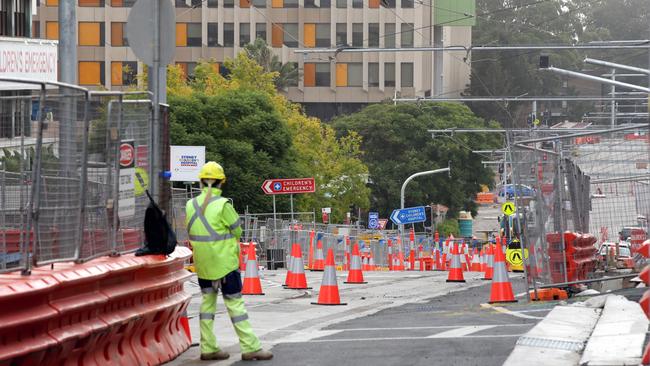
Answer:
[
  {"xmin": 368, "ymin": 212, "xmax": 379, "ymax": 229},
  {"xmin": 390, "ymin": 206, "xmax": 427, "ymax": 225}
]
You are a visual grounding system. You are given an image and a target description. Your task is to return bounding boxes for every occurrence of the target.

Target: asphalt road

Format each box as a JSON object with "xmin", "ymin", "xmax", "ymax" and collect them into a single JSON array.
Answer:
[{"xmin": 232, "ymin": 279, "xmax": 551, "ymax": 366}]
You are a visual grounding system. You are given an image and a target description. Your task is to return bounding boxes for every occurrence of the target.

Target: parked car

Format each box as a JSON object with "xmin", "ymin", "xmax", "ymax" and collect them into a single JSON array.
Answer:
[
  {"xmin": 498, "ymin": 184, "xmax": 536, "ymax": 199},
  {"xmin": 597, "ymin": 242, "xmax": 634, "ymax": 269}
]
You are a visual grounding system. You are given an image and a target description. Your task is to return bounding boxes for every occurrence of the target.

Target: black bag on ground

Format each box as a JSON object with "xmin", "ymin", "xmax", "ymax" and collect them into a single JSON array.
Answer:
[{"xmin": 135, "ymin": 190, "xmax": 178, "ymax": 256}]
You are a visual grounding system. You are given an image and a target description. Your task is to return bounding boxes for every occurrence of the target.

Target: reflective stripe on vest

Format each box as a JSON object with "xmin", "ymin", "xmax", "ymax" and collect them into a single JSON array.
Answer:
[{"xmin": 187, "ymin": 197, "xmax": 235, "ymax": 242}]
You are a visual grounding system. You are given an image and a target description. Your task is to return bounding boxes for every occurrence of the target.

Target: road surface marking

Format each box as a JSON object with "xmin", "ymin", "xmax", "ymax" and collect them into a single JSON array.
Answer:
[
  {"xmin": 296, "ymin": 334, "xmax": 525, "ymax": 343},
  {"xmin": 481, "ymin": 303, "xmax": 544, "ymax": 320},
  {"xmin": 427, "ymin": 325, "xmax": 497, "ymax": 338},
  {"xmin": 321, "ymin": 324, "xmax": 531, "ymax": 332}
]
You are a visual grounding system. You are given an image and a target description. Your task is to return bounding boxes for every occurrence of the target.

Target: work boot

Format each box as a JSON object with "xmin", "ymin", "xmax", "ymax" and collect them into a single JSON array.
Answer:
[
  {"xmin": 200, "ymin": 350, "xmax": 230, "ymax": 361},
  {"xmin": 241, "ymin": 349, "xmax": 273, "ymax": 361}
]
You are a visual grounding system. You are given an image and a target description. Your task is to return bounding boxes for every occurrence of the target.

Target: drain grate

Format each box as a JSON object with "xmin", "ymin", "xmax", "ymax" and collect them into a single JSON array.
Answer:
[{"xmin": 516, "ymin": 336, "xmax": 584, "ymax": 352}]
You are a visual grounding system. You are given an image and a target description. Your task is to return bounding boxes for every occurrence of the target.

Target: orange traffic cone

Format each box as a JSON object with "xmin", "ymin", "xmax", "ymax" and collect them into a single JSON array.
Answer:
[
  {"xmin": 388, "ymin": 239, "xmax": 394, "ymax": 271},
  {"xmin": 312, "ymin": 248, "xmax": 347, "ymax": 306},
  {"xmin": 440, "ymin": 252, "xmax": 447, "ymax": 271},
  {"xmin": 243, "ymin": 243, "xmax": 265, "ymax": 295},
  {"xmin": 368, "ymin": 251, "xmax": 376, "ymax": 271},
  {"xmin": 433, "ymin": 248, "xmax": 443, "ymax": 271},
  {"xmin": 483, "ymin": 244, "xmax": 494, "ymax": 280},
  {"xmin": 345, "ymin": 243, "xmax": 367, "ymax": 284},
  {"xmin": 459, "ymin": 247, "xmax": 468, "ymax": 272},
  {"xmin": 362, "ymin": 254, "xmax": 370, "ymax": 271},
  {"xmin": 488, "ymin": 241, "xmax": 517, "ymax": 303},
  {"xmin": 311, "ymin": 238, "xmax": 325, "ymax": 271},
  {"xmin": 470, "ymin": 248, "xmax": 481, "ymax": 271},
  {"xmin": 446, "ymin": 242, "xmax": 466, "ymax": 283},
  {"xmin": 396, "ymin": 250, "xmax": 405, "ymax": 271},
  {"xmin": 286, "ymin": 243, "xmax": 311, "ymax": 290},
  {"xmin": 308, "ymin": 230, "xmax": 315, "ymax": 270},
  {"xmin": 179, "ymin": 309, "xmax": 191, "ymax": 343},
  {"xmin": 642, "ymin": 342, "xmax": 650, "ymax": 365}
]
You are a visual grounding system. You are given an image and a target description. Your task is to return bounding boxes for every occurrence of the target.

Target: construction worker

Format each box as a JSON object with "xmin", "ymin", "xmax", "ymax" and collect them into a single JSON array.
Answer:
[{"xmin": 186, "ymin": 161, "xmax": 273, "ymax": 361}]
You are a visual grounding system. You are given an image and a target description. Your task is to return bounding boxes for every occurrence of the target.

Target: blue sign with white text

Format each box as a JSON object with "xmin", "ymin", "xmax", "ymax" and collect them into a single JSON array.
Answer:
[
  {"xmin": 390, "ymin": 206, "xmax": 426, "ymax": 225},
  {"xmin": 368, "ymin": 212, "xmax": 379, "ymax": 229}
]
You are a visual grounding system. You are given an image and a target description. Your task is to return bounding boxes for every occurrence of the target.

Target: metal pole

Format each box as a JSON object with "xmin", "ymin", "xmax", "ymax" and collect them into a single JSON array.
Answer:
[
  {"xmin": 544, "ymin": 67, "xmax": 650, "ymax": 92},
  {"xmin": 557, "ymin": 141, "xmax": 569, "ymax": 284},
  {"xmin": 75, "ymin": 91, "xmax": 91, "ymax": 262},
  {"xmin": 611, "ymin": 69, "xmax": 616, "ymax": 128},
  {"xmin": 584, "ymin": 57, "xmax": 650, "ymax": 75},
  {"xmin": 148, "ymin": 0, "xmax": 163, "ymax": 201},
  {"xmin": 400, "ymin": 167, "xmax": 451, "ymax": 235},
  {"xmin": 272, "ymin": 194, "xmax": 277, "ymax": 248},
  {"xmin": 505, "ymin": 131, "xmax": 530, "ymax": 298}
]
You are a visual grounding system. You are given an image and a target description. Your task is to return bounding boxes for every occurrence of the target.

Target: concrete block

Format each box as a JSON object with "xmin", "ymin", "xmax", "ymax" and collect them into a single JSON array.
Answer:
[
  {"xmin": 503, "ymin": 306, "xmax": 601, "ymax": 366},
  {"xmin": 579, "ymin": 295, "xmax": 649, "ymax": 366}
]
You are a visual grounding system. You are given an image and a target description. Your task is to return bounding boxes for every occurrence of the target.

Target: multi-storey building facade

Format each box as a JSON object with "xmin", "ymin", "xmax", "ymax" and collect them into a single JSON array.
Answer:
[{"xmin": 34, "ymin": 0, "xmax": 474, "ymax": 119}]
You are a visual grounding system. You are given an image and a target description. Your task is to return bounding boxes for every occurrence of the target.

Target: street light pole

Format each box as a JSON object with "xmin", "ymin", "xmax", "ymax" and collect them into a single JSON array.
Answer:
[{"xmin": 400, "ymin": 166, "xmax": 451, "ymax": 232}]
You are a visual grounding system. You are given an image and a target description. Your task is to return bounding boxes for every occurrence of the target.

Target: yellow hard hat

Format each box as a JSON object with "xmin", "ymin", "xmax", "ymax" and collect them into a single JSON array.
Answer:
[{"xmin": 198, "ymin": 161, "xmax": 226, "ymax": 181}]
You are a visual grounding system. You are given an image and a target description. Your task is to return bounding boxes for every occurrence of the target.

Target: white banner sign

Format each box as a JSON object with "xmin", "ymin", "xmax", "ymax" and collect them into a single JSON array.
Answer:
[
  {"xmin": 118, "ymin": 140, "xmax": 136, "ymax": 219},
  {"xmin": 0, "ymin": 37, "xmax": 58, "ymax": 90},
  {"xmin": 170, "ymin": 145, "xmax": 206, "ymax": 182}
]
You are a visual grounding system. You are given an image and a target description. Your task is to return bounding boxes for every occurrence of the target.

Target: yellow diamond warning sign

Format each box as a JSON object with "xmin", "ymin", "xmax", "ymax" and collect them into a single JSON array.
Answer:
[
  {"xmin": 505, "ymin": 248, "xmax": 528, "ymax": 270},
  {"xmin": 502, "ymin": 202, "xmax": 516, "ymax": 216}
]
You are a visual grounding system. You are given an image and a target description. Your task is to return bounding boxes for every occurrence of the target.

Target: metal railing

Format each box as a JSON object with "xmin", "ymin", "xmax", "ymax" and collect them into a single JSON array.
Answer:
[{"xmin": 0, "ymin": 78, "xmax": 154, "ymax": 274}]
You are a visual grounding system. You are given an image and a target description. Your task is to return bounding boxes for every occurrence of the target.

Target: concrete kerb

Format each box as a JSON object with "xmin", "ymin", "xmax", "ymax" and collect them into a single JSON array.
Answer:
[{"xmin": 503, "ymin": 294, "xmax": 648, "ymax": 366}]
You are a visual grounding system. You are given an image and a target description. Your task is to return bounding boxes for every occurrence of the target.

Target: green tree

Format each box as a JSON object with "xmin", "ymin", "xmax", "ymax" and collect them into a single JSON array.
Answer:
[
  {"xmin": 332, "ymin": 102, "xmax": 500, "ymax": 219},
  {"xmin": 244, "ymin": 38, "xmax": 299, "ymax": 90}
]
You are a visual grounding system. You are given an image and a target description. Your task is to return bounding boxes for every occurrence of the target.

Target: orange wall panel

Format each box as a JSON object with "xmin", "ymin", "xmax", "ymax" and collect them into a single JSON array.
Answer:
[
  {"xmin": 303, "ymin": 24, "xmax": 315, "ymax": 48},
  {"xmin": 111, "ymin": 62, "xmax": 123, "ymax": 86},
  {"xmin": 336, "ymin": 64, "xmax": 347, "ymax": 87},
  {"xmin": 79, "ymin": 23, "xmax": 101, "ymax": 46},
  {"xmin": 79, "ymin": 62, "xmax": 102, "ymax": 85},
  {"xmin": 369, "ymin": 0, "xmax": 379, "ymax": 8},
  {"xmin": 272, "ymin": 0, "xmax": 283, "ymax": 7},
  {"xmin": 304, "ymin": 63, "xmax": 316, "ymax": 87},
  {"xmin": 46, "ymin": 22, "xmax": 59, "ymax": 40},
  {"xmin": 271, "ymin": 24, "xmax": 283, "ymax": 47},
  {"xmin": 176, "ymin": 23, "xmax": 187, "ymax": 46}
]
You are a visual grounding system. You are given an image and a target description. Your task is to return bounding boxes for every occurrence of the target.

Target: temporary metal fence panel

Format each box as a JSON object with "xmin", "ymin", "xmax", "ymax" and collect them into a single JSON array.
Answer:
[{"xmin": 0, "ymin": 78, "xmax": 154, "ymax": 273}]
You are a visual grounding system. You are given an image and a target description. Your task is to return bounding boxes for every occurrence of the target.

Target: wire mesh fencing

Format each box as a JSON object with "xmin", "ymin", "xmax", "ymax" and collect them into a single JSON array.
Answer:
[
  {"xmin": 509, "ymin": 124, "xmax": 650, "ymax": 291},
  {"xmin": 0, "ymin": 78, "xmax": 154, "ymax": 273}
]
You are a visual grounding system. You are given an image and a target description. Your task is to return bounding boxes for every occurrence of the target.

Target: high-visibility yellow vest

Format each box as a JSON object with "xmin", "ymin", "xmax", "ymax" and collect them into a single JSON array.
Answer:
[{"xmin": 186, "ymin": 192, "xmax": 241, "ymax": 280}]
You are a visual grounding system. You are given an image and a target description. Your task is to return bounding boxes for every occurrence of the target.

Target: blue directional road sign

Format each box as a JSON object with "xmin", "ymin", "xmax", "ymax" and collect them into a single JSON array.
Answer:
[
  {"xmin": 368, "ymin": 212, "xmax": 379, "ymax": 229},
  {"xmin": 390, "ymin": 206, "xmax": 427, "ymax": 225}
]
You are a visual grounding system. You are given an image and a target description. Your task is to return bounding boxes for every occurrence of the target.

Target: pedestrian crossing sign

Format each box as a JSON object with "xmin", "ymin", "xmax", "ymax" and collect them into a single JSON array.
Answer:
[{"xmin": 502, "ymin": 202, "xmax": 516, "ymax": 216}]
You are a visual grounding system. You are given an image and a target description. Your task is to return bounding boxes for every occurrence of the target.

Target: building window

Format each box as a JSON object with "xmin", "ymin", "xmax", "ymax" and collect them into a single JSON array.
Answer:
[
  {"xmin": 369, "ymin": 0, "xmax": 379, "ymax": 8},
  {"xmin": 368, "ymin": 23, "xmax": 379, "ymax": 47},
  {"xmin": 336, "ymin": 0, "xmax": 346, "ymax": 8},
  {"xmin": 316, "ymin": 24, "xmax": 330, "ymax": 47},
  {"xmin": 207, "ymin": 0, "xmax": 217, "ymax": 7},
  {"xmin": 187, "ymin": 23, "xmax": 201, "ymax": 46},
  {"xmin": 111, "ymin": 0, "xmax": 137, "ymax": 6},
  {"xmin": 304, "ymin": 24, "xmax": 315, "ymax": 47},
  {"xmin": 79, "ymin": 0, "xmax": 105, "ymax": 6},
  {"xmin": 79, "ymin": 61, "xmax": 105, "ymax": 85},
  {"xmin": 46, "ymin": 21, "xmax": 59, "ymax": 40},
  {"xmin": 347, "ymin": 63, "xmax": 362, "ymax": 87},
  {"xmin": 368, "ymin": 63, "xmax": 379, "ymax": 87},
  {"xmin": 271, "ymin": 24, "xmax": 283, "ymax": 47},
  {"xmin": 223, "ymin": 23, "xmax": 234, "ymax": 47},
  {"xmin": 252, "ymin": 0, "xmax": 265, "ymax": 6},
  {"xmin": 335, "ymin": 64, "xmax": 346, "ymax": 87},
  {"xmin": 111, "ymin": 22, "xmax": 128, "ymax": 46},
  {"xmin": 175, "ymin": 0, "xmax": 188, "ymax": 7},
  {"xmin": 401, "ymin": 0, "xmax": 413, "ymax": 7},
  {"xmin": 177, "ymin": 62, "xmax": 198, "ymax": 79},
  {"xmin": 283, "ymin": 23, "xmax": 298, "ymax": 47},
  {"xmin": 304, "ymin": 63, "xmax": 315, "ymax": 86},
  {"xmin": 255, "ymin": 23, "xmax": 266, "ymax": 42},
  {"xmin": 283, "ymin": 0, "xmax": 298, "ymax": 7},
  {"xmin": 272, "ymin": 0, "xmax": 282, "ymax": 7},
  {"xmin": 384, "ymin": 62, "xmax": 395, "ymax": 87},
  {"xmin": 315, "ymin": 63, "xmax": 330, "ymax": 87},
  {"xmin": 335, "ymin": 23, "xmax": 346, "ymax": 46},
  {"xmin": 176, "ymin": 23, "xmax": 187, "ymax": 46},
  {"xmin": 207, "ymin": 23, "xmax": 218, "ymax": 46},
  {"xmin": 384, "ymin": 23, "xmax": 395, "ymax": 48},
  {"xmin": 240, "ymin": 23, "xmax": 250, "ymax": 46},
  {"xmin": 352, "ymin": 23, "xmax": 362, "ymax": 47},
  {"xmin": 401, "ymin": 62, "xmax": 413, "ymax": 87},
  {"xmin": 381, "ymin": 0, "xmax": 395, "ymax": 7},
  {"xmin": 223, "ymin": 0, "xmax": 234, "ymax": 7},
  {"xmin": 111, "ymin": 61, "xmax": 137, "ymax": 86},
  {"xmin": 79, "ymin": 22, "xmax": 104, "ymax": 46},
  {"xmin": 305, "ymin": 0, "xmax": 330, "ymax": 7},
  {"xmin": 240, "ymin": 0, "xmax": 250, "ymax": 7},
  {"xmin": 352, "ymin": 0, "xmax": 362, "ymax": 8},
  {"xmin": 287, "ymin": 62, "xmax": 298, "ymax": 86},
  {"xmin": 401, "ymin": 23, "xmax": 413, "ymax": 47},
  {"xmin": 46, "ymin": 0, "xmax": 58, "ymax": 5}
]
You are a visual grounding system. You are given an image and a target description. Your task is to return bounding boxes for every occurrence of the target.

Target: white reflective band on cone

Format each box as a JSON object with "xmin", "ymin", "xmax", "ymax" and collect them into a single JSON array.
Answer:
[{"xmin": 321, "ymin": 266, "xmax": 338, "ymax": 286}]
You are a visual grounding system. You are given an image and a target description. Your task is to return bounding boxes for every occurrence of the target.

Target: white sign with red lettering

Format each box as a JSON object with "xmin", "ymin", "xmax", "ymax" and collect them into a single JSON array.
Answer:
[{"xmin": 0, "ymin": 37, "xmax": 58, "ymax": 90}]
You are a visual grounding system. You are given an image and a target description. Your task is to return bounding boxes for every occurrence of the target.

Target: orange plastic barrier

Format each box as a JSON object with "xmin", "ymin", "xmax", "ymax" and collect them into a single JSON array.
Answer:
[
  {"xmin": 475, "ymin": 192, "xmax": 495, "ymax": 205},
  {"xmin": 0, "ymin": 247, "xmax": 192, "ymax": 366}
]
